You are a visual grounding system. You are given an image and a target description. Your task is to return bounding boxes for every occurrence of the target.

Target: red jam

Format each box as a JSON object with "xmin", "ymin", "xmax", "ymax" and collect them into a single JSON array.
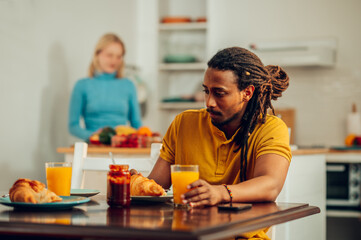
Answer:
[{"xmin": 107, "ymin": 164, "xmax": 130, "ymax": 207}]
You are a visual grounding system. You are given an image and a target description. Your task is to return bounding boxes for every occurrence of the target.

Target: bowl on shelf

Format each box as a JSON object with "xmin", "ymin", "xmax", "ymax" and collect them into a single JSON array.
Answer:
[
  {"xmin": 163, "ymin": 55, "xmax": 197, "ymax": 63},
  {"xmin": 161, "ymin": 17, "xmax": 192, "ymax": 23}
]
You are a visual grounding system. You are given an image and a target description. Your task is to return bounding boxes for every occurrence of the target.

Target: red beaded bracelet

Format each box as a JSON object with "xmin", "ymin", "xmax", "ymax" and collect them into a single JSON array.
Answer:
[{"xmin": 223, "ymin": 184, "xmax": 233, "ymax": 206}]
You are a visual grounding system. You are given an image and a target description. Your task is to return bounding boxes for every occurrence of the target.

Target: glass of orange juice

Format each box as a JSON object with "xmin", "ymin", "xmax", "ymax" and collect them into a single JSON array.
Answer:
[
  {"xmin": 171, "ymin": 165, "xmax": 199, "ymax": 208},
  {"xmin": 45, "ymin": 162, "xmax": 72, "ymax": 196}
]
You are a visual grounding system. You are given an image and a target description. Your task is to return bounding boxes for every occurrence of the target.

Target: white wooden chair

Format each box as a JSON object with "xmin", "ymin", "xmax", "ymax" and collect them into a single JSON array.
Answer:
[
  {"xmin": 267, "ymin": 226, "xmax": 276, "ymax": 240},
  {"xmin": 71, "ymin": 142, "xmax": 161, "ymax": 194}
]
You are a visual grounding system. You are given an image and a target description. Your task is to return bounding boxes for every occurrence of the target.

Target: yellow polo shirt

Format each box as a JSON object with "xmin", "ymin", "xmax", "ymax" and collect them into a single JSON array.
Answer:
[{"xmin": 160, "ymin": 108, "xmax": 291, "ymax": 184}]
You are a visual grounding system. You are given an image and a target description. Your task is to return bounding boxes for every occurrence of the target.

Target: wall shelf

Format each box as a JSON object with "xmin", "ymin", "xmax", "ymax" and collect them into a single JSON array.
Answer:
[
  {"xmin": 157, "ymin": 0, "xmax": 207, "ymax": 135},
  {"xmin": 159, "ymin": 22, "xmax": 207, "ymax": 31},
  {"xmin": 159, "ymin": 102, "xmax": 205, "ymax": 110},
  {"xmin": 159, "ymin": 62, "xmax": 206, "ymax": 71}
]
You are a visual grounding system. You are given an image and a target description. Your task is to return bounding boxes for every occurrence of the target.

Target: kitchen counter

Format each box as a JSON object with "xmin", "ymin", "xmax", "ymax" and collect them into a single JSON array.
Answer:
[
  {"xmin": 329, "ymin": 149, "xmax": 361, "ymax": 154},
  {"xmin": 57, "ymin": 146, "xmax": 151, "ymax": 154},
  {"xmin": 326, "ymin": 149, "xmax": 361, "ymax": 163},
  {"xmin": 292, "ymin": 148, "xmax": 329, "ymax": 155},
  {"xmin": 292, "ymin": 148, "xmax": 361, "ymax": 157}
]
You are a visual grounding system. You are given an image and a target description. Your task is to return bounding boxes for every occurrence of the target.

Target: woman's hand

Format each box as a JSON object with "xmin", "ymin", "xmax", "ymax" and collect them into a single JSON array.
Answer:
[{"xmin": 182, "ymin": 179, "xmax": 226, "ymax": 208}]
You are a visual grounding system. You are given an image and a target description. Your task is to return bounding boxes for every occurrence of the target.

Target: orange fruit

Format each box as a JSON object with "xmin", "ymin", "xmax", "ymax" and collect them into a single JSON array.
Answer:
[
  {"xmin": 137, "ymin": 126, "xmax": 152, "ymax": 136},
  {"xmin": 345, "ymin": 134, "xmax": 356, "ymax": 147},
  {"xmin": 89, "ymin": 134, "xmax": 99, "ymax": 141}
]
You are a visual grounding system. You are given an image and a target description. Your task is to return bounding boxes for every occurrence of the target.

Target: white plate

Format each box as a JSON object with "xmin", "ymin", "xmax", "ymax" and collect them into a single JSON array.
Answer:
[{"xmin": 70, "ymin": 189, "xmax": 100, "ymax": 197}]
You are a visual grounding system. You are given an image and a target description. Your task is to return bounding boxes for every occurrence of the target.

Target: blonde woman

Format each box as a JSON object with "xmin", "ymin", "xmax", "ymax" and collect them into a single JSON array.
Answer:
[{"xmin": 69, "ymin": 33, "xmax": 142, "ymax": 141}]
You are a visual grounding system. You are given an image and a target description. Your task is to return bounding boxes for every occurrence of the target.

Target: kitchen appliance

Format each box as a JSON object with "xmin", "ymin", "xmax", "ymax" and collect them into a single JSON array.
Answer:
[{"xmin": 326, "ymin": 163, "xmax": 361, "ymax": 208}]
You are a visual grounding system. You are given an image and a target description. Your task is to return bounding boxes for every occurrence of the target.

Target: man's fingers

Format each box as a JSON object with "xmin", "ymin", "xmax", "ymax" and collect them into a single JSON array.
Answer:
[
  {"xmin": 130, "ymin": 169, "xmax": 138, "ymax": 175},
  {"xmin": 187, "ymin": 192, "xmax": 209, "ymax": 203},
  {"xmin": 189, "ymin": 198, "xmax": 210, "ymax": 208},
  {"xmin": 187, "ymin": 179, "xmax": 207, "ymax": 189},
  {"xmin": 184, "ymin": 187, "xmax": 205, "ymax": 199}
]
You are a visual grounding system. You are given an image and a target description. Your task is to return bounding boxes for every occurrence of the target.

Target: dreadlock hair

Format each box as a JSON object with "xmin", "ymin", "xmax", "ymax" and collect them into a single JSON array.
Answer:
[{"xmin": 207, "ymin": 47, "xmax": 290, "ymax": 182}]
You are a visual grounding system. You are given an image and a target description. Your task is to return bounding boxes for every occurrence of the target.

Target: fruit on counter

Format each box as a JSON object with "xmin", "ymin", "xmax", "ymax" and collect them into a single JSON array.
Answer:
[
  {"xmin": 345, "ymin": 134, "xmax": 356, "ymax": 146},
  {"xmin": 355, "ymin": 136, "xmax": 361, "ymax": 146},
  {"xmin": 137, "ymin": 126, "xmax": 152, "ymax": 136},
  {"xmin": 99, "ymin": 127, "xmax": 116, "ymax": 145},
  {"xmin": 344, "ymin": 134, "xmax": 361, "ymax": 147},
  {"xmin": 111, "ymin": 130, "xmax": 162, "ymax": 148},
  {"xmin": 89, "ymin": 134, "xmax": 101, "ymax": 145},
  {"xmin": 89, "ymin": 126, "xmax": 161, "ymax": 148},
  {"xmin": 111, "ymin": 133, "xmax": 162, "ymax": 148},
  {"xmin": 112, "ymin": 133, "xmax": 149, "ymax": 148},
  {"xmin": 115, "ymin": 125, "xmax": 137, "ymax": 136}
]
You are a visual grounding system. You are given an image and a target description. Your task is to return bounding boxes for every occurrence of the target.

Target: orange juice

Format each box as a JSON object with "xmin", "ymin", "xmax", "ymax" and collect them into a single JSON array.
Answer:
[
  {"xmin": 171, "ymin": 171, "xmax": 199, "ymax": 205},
  {"xmin": 46, "ymin": 164, "xmax": 72, "ymax": 196}
]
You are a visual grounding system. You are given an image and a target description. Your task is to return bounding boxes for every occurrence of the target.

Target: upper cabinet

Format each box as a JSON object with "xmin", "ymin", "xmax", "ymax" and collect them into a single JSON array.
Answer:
[{"xmin": 249, "ymin": 39, "xmax": 337, "ymax": 67}]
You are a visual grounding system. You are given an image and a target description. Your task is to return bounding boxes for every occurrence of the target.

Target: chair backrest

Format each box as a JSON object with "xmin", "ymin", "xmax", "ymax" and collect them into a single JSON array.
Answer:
[{"xmin": 71, "ymin": 142, "xmax": 161, "ymax": 194}]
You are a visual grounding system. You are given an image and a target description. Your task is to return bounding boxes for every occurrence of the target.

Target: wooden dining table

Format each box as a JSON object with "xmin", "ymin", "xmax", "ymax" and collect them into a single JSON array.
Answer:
[{"xmin": 0, "ymin": 195, "xmax": 320, "ymax": 240}]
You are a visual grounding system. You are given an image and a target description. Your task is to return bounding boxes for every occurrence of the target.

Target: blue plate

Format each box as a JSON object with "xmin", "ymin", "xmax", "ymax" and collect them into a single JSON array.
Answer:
[{"xmin": 0, "ymin": 196, "xmax": 90, "ymax": 210}]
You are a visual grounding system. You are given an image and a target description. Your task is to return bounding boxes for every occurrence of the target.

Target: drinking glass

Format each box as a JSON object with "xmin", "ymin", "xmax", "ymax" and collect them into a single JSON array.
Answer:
[
  {"xmin": 171, "ymin": 165, "xmax": 199, "ymax": 208},
  {"xmin": 45, "ymin": 162, "xmax": 72, "ymax": 196}
]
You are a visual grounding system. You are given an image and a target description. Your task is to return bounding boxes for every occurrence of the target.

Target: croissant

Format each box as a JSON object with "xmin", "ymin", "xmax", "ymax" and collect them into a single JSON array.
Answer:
[
  {"xmin": 9, "ymin": 178, "xmax": 62, "ymax": 203},
  {"xmin": 130, "ymin": 174, "xmax": 166, "ymax": 196}
]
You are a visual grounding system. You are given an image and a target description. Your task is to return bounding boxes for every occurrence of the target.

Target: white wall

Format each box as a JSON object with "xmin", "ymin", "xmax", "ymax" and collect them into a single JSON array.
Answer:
[
  {"xmin": 208, "ymin": 0, "xmax": 361, "ymax": 147},
  {"xmin": 0, "ymin": 0, "xmax": 139, "ymax": 189}
]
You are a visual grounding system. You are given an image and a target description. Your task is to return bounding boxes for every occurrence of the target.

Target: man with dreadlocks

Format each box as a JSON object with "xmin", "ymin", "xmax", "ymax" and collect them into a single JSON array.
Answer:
[{"xmin": 138, "ymin": 47, "xmax": 290, "ymax": 239}]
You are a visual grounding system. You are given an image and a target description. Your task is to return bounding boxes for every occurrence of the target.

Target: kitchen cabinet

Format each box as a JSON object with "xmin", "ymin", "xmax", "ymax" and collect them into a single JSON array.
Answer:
[
  {"xmin": 157, "ymin": 0, "xmax": 208, "ymax": 134},
  {"xmin": 277, "ymin": 150, "xmax": 361, "ymax": 240},
  {"xmin": 276, "ymin": 150, "xmax": 327, "ymax": 240}
]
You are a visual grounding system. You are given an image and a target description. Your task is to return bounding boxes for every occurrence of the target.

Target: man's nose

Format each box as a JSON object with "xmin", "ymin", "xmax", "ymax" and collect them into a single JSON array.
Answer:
[{"xmin": 206, "ymin": 94, "xmax": 216, "ymax": 108}]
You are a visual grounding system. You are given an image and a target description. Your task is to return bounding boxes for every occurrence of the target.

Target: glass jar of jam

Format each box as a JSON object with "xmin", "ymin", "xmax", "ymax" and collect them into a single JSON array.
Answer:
[{"xmin": 107, "ymin": 164, "xmax": 130, "ymax": 207}]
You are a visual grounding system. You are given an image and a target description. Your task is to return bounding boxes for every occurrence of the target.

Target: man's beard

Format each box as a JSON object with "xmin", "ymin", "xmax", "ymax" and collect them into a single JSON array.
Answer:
[{"xmin": 207, "ymin": 108, "xmax": 242, "ymax": 128}]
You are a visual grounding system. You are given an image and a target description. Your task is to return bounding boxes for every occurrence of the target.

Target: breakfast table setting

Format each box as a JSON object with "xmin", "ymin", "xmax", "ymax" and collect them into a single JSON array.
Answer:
[
  {"xmin": 0, "ymin": 193, "xmax": 319, "ymax": 240},
  {"xmin": 0, "ymin": 152, "xmax": 320, "ymax": 240}
]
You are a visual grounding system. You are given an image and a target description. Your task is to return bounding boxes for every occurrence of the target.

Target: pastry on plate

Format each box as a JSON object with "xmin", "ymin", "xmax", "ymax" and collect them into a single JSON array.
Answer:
[
  {"xmin": 9, "ymin": 178, "xmax": 62, "ymax": 203},
  {"xmin": 130, "ymin": 174, "xmax": 166, "ymax": 196}
]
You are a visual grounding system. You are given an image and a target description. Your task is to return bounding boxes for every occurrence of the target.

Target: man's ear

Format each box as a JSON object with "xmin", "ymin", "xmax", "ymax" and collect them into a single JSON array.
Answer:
[{"xmin": 243, "ymin": 85, "xmax": 255, "ymax": 102}]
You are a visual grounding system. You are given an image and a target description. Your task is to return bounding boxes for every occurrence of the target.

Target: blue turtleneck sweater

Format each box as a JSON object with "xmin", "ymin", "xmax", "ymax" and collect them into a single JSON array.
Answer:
[{"xmin": 68, "ymin": 72, "xmax": 142, "ymax": 140}]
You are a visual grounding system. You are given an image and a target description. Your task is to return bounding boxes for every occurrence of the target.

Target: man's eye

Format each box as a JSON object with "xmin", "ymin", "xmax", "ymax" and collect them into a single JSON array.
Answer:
[
  {"xmin": 214, "ymin": 92, "xmax": 226, "ymax": 97},
  {"xmin": 203, "ymin": 89, "xmax": 209, "ymax": 94}
]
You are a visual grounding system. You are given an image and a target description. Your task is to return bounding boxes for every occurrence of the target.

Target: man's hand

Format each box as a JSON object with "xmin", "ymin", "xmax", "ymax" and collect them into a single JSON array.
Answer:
[
  {"xmin": 130, "ymin": 169, "xmax": 139, "ymax": 176},
  {"xmin": 182, "ymin": 179, "xmax": 227, "ymax": 208}
]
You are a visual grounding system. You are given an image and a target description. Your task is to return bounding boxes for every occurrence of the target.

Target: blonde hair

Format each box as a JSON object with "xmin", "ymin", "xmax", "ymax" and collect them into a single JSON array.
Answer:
[{"xmin": 88, "ymin": 33, "xmax": 126, "ymax": 78}]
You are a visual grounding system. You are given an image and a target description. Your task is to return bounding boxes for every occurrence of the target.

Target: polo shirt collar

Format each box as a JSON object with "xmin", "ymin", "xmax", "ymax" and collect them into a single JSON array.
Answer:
[{"xmin": 207, "ymin": 114, "xmax": 242, "ymax": 144}]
